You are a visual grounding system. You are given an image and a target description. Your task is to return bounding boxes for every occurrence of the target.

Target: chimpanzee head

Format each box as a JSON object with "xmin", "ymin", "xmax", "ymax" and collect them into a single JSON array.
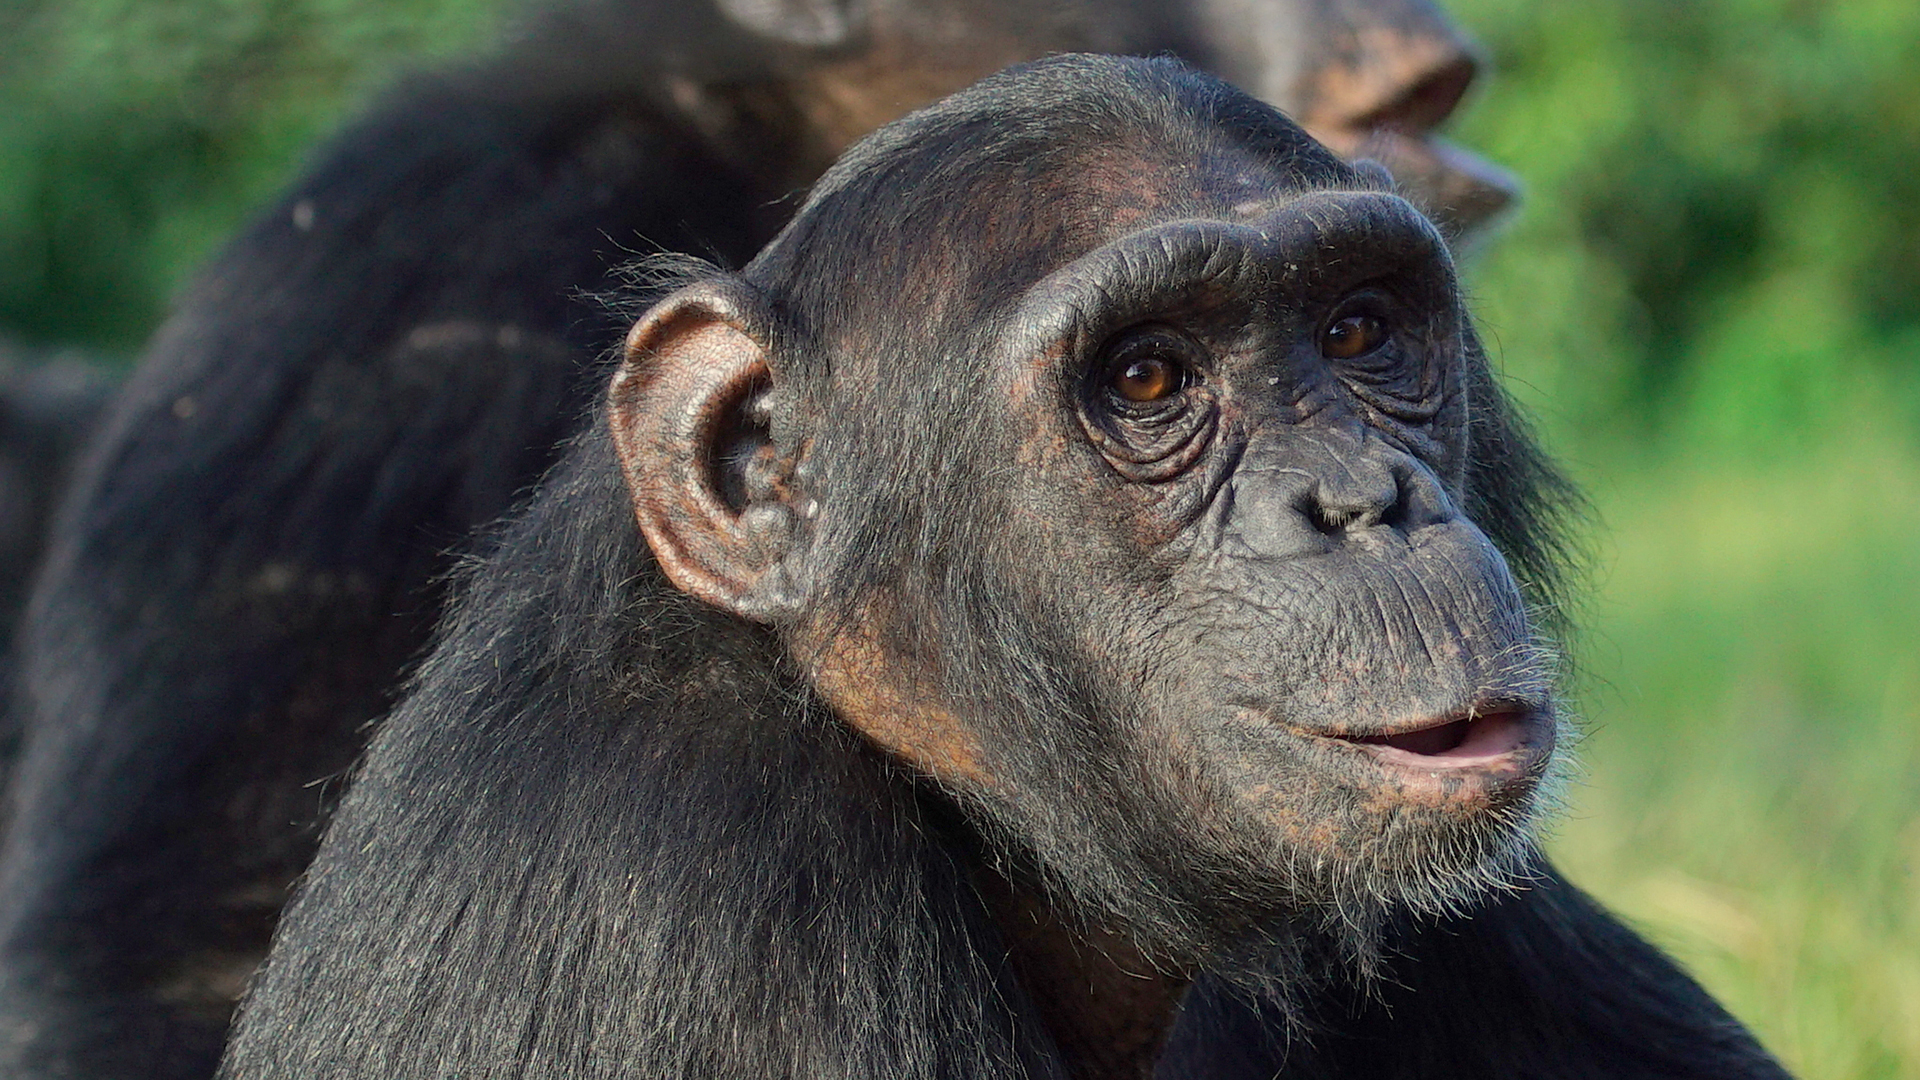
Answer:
[
  {"xmin": 548, "ymin": 0, "xmax": 1515, "ymax": 237},
  {"xmin": 608, "ymin": 54, "xmax": 1569, "ymax": 972}
]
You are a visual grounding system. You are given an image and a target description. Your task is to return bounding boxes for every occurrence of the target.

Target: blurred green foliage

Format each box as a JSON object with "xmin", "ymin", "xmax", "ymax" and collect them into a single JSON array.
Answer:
[
  {"xmin": 1, "ymin": 0, "xmax": 1915, "ymax": 1076},
  {"xmin": 1451, "ymin": 2, "xmax": 1920, "ymax": 1076},
  {"xmin": 1453, "ymin": 0, "xmax": 1920, "ymax": 458},
  {"xmin": 0, "ymin": 0, "xmax": 506, "ymax": 350}
]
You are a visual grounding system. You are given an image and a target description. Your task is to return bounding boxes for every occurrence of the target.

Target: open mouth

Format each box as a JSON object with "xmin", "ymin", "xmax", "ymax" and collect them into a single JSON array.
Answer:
[{"xmin": 1336, "ymin": 705, "xmax": 1536, "ymax": 768}]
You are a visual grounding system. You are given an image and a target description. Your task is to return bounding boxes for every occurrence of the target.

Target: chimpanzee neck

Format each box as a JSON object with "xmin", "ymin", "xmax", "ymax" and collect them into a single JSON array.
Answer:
[{"xmin": 972, "ymin": 864, "xmax": 1192, "ymax": 1080}]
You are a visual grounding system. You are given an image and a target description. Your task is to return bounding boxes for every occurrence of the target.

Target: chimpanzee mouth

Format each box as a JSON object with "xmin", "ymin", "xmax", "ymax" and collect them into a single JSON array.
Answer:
[{"xmin": 1335, "ymin": 705, "xmax": 1538, "ymax": 769}]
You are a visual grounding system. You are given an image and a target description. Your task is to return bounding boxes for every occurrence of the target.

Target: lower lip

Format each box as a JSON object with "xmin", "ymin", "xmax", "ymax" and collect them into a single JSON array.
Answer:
[{"xmin": 1341, "ymin": 709, "xmax": 1537, "ymax": 770}]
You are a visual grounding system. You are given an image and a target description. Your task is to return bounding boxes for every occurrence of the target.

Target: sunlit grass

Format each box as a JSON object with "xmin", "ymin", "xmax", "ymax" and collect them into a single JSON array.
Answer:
[{"xmin": 1542, "ymin": 425, "xmax": 1920, "ymax": 1079}]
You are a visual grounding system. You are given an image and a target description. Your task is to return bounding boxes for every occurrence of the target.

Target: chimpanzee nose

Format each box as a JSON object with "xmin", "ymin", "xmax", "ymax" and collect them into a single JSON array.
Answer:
[
  {"xmin": 1224, "ymin": 429, "xmax": 1454, "ymax": 558},
  {"xmin": 1297, "ymin": 451, "xmax": 1404, "ymax": 535}
]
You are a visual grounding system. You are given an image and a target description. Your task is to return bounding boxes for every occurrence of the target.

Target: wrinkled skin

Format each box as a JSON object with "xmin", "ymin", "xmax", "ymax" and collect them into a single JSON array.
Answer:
[{"xmin": 966, "ymin": 201, "xmax": 1554, "ymax": 941}]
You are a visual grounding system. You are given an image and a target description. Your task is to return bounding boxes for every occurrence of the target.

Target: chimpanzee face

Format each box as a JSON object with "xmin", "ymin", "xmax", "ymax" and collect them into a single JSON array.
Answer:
[{"xmin": 611, "ymin": 60, "xmax": 1558, "ymax": 966}]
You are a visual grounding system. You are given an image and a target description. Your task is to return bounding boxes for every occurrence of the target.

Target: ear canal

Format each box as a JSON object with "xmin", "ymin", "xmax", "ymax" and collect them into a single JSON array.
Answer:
[{"xmin": 608, "ymin": 283, "xmax": 799, "ymax": 621}]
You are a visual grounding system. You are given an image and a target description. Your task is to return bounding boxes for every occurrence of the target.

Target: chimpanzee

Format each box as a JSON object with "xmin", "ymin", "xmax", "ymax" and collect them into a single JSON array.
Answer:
[
  {"xmin": 1, "ymin": 0, "xmax": 1521, "ymax": 1076},
  {"xmin": 216, "ymin": 54, "xmax": 1789, "ymax": 1080},
  {"xmin": 0, "ymin": 348, "xmax": 114, "ymax": 760}
]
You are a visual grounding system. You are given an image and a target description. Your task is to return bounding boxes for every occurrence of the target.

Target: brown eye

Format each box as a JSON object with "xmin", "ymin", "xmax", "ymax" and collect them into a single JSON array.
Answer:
[
  {"xmin": 1082, "ymin": 327, "xmax": 1215, "ymax": 480},
  {"xmin": 1100, "ymin": 328, "xmax": 1199, "ymax": 408},
  {"xmin": 1113, "ymin": 356, "xmax": 1185, "ymax": 402},
  {"xmin": 1322, "ymin": 314, "xmax": 1387, "ymax": 360}
]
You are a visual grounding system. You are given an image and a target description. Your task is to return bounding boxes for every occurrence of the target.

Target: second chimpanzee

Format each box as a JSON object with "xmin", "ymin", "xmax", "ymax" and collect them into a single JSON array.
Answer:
[
  {"xmin": 220, "ymin": 55, "xmax": 1789, "ymax": 1080},
  {"xmin": 0, "ymin": 1, "xmax": 1520, "ymax": 1076}
]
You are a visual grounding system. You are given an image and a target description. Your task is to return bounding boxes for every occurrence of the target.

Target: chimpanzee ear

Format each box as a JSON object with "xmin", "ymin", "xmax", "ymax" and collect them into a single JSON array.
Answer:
[
  {"xmin": 714, "ymin": 0, "xmax": 864, "ymax": 47},
  {"xmin": 608, "ymin": 281, "xmax": 803, "ymax": 622}
]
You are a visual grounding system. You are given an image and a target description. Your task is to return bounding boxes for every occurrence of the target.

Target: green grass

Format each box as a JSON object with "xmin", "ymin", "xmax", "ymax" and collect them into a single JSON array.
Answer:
[
  {"xmin": 0, "ymin": 0, "xmax": 505, "ymax": 350},
  {"xmin": 1536, "ymin": 429, "xmax": 1920, "ymax": 1079}
]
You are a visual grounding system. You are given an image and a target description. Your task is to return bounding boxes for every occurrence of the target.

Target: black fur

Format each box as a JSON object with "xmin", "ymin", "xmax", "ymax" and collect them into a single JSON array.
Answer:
[
  {"xmin": 220, "ymin": 57, "xmax": 1790, "ymax": 1079},
  {"xmin": 0, "ymin": 348, "xmax": 114, "ymax": 766}
]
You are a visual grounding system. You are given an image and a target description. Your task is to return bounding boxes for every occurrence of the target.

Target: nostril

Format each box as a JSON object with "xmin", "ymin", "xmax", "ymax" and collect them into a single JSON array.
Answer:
[
  {"xmin": 1304, "ymin": 498, "xmax": 1346, "ymax": 536},
  {"xmin": 1377, "ymin": 487, "xmax": 1412, "ymax": 532},
  {"xmin": 1298, "ymin": 478, "xmax": 1400, "ymax": 537}
]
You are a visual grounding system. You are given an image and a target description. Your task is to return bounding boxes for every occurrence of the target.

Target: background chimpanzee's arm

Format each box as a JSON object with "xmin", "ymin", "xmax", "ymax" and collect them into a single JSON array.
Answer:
[
  {"xmin": 0, "ymin": 350, "xmax": 115, "ymax": 753},
  {"xmin": 0, "ymin": 82, "xmax": 786, "ymax": 1078}
]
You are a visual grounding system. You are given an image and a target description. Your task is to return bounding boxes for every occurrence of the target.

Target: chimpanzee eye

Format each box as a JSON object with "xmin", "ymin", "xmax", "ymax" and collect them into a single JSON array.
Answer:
[
  {"xmin": 1321, "ymin": 312, "xmax": 1388, "ymax": 360},
  {"xmin": 1113, "ymin": 356, "xmax": 1184, "ymax": 402},
  {"xmin": 1081, "ymin": 325, "xmax": 1215, "ymax": 481},
  {"xmin": 1318, "ymin": 290, "xmax": 1437, "ymax": 420},
  {"xmin": 1100, "ymin": 328, "xmax": 1198, "ymax": 409}
]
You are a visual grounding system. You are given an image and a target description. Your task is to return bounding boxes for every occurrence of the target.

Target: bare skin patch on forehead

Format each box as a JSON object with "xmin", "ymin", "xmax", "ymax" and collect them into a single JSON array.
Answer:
[{"xmin": 1042, "ymin": 144, "xmax": 1330, "ymax": 255}]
